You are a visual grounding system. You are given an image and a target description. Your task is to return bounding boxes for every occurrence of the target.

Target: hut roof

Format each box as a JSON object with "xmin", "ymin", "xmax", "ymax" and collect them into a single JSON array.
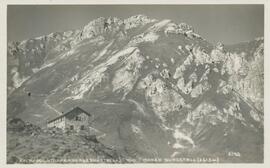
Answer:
[{"xmin": 47, "ymin": 107, "xmax": 91, "ymax": 123}]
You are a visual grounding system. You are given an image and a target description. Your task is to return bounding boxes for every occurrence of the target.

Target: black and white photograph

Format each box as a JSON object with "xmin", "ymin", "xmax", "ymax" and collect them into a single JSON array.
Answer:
[{"xmin": 1, "ymin": 1, "xmax": 269, "ymax": 166}]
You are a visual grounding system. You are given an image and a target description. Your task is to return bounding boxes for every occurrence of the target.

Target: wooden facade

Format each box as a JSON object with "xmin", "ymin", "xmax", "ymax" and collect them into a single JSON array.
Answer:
[{"xmin": 47, "ymin": 107, "xmax": 91, "ymax": 132}]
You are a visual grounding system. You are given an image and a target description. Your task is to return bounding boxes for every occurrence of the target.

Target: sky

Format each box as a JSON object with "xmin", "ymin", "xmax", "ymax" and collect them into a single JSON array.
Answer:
[{"xmin": 7, "ymin": 5, "xmax": 264, "ymax": 45}]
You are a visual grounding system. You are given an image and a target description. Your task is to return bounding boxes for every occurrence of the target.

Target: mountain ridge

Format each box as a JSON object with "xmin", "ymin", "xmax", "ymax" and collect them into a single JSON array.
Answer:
[{"xmin": 7, "ymin": 15, "xmax": 264, "ymax": 163}]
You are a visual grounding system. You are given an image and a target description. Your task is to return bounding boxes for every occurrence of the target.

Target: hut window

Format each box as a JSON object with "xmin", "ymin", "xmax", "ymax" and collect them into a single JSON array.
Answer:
[
  {"xmin": 70, "ymin": 125, "xmax": 74, "ymax": 130},
  {"xmin": 75, "ymin": 116, "xmax": 81, "ymax": 121},
  {"xmin": 80, "ymin": 125, "xmax": 85, "ymax": 130}
]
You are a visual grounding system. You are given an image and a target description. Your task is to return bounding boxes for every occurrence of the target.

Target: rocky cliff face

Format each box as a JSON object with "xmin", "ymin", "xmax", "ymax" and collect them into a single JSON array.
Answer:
[{"xmin": 7, "ymin": 15, "xmax": 264, "ymax": 163}]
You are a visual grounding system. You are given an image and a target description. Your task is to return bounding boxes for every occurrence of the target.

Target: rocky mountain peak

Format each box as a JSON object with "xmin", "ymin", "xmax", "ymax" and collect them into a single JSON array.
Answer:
[{"xmin": 7, "ymin": 14, "xmax": 264, "ymax": 163}]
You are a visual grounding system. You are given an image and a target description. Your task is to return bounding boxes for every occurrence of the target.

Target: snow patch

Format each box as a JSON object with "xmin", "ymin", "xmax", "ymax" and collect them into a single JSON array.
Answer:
[
  {"xmin": 128, "ymin": 32, "xmax": 159, "ymax": 46},
  {"xmin": 173, "ymin": 129, "xmax": 195, "ymax": 148},
  {"xmin": 93, "ymin": 40, "xmax": 114, "ymax": 62},
  {"xmin": 131, "ymin": 124, "xmax": 144, "ymax": 140},
  {"xmin": 112, "ymin": 48, "xmax": 145, "ymax": 98},
  {"xmin": 170, "ymin": 58, "xmax": 175, "ymax": 64},
  {"xmin": 250, "ymin": 110, "xmax": 261, "ymax": 122},
  {"xmin": 106, "ymin": 47, "xmax": 137, "ymax": 66},
  {"xmin": 11, "ymin": 67, "xmax": 29, "ymax": 88},
  {"xmin": 147, "ymin": 19, "xmax": 171, "ymax": 32},
  {"xmin": 71, "ymin": 66, "xmax": 109, "ymax": 99},
  {"xmin": 143, "ymin": 32, "xmax": 159, "ymax": 42},
  {"xmin": 131, "ymin": 124, "xmax": 142, "ymax": 134}
]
